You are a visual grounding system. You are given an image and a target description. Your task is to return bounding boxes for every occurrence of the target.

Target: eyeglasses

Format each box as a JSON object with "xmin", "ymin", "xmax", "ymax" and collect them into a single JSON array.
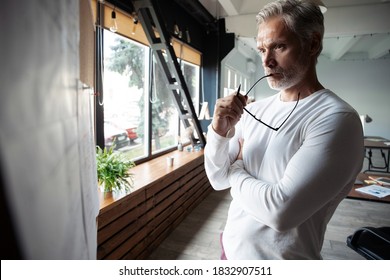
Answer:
[{"xmin": 237, "ymin": 74, "xmax": 300, "ymax": 131}]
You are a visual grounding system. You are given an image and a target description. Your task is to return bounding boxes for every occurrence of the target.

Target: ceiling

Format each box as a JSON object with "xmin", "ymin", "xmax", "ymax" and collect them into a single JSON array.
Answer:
[{"xmin": 198, "ymin": 0, "xmax": 390, "ymax": 61}]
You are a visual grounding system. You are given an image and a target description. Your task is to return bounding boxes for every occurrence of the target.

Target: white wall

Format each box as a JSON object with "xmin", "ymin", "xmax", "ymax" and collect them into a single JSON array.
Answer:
[
  {"xmin": 317, "ymin": 56, "xmax": 390, "ymax": 140},
  {"xmin": 0, "ymin": 0, "xmax": 99, "ymax": 259}
]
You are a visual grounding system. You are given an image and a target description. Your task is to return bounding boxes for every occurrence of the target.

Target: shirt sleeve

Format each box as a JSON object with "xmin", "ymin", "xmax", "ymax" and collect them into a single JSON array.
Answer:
[
  {"xmin": 228, "ymin": 111, "xmax": 364, "ymax": 232},
  {"xmin": 204, "ymin": 124, "xmax": 241, "ymax": 190}
]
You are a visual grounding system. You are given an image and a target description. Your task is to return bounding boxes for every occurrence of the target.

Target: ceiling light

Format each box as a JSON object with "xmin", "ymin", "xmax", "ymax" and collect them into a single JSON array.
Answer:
[
  {"xmin": 174, "ymin": 22, "xmax": 180, "ymax": 36},
  {"xmin": 185, "ymin": 28, "xmax": 191, "ymax": 43},
  {"xmin": 314, "ymin": 0, "xmax": 327, "ymax": 13},
  {"xmin": 304, "ymin": 0, "xmax": 327, "ymax": 13},
  {"xmin": 110, "ymin": 8, "xmax": 118, "ymax": 33},
  {"xmin": 131, "ymin": 14, "xmax": 138, "ymax": 35}
]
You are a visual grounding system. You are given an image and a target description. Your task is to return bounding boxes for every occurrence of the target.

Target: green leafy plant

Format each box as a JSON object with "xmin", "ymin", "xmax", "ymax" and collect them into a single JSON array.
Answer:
[{"xmin": 96, "ymin": 146, "xmax": 135, "ymax": 193}]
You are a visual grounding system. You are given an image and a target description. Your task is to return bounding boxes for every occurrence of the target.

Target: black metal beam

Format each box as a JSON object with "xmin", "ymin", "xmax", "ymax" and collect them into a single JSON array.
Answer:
[{"xmin": 173, "ymin": 0, "xmax": 218, "ymax": 32}]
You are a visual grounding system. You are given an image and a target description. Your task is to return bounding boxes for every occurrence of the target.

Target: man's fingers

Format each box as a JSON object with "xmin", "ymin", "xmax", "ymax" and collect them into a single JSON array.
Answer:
[{"xmin": 216, "ymin": 95, "xmax": 247, "ymax": 117}]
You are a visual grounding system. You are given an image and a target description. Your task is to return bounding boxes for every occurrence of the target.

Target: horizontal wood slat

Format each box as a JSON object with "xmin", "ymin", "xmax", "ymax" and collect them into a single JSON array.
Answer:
[
  {"xmin": 127, "ymin": 178, "xmax": 211, "ymax": 260},
  {"xmin": 97, "ymin": 150, "xmax": 212, "ymax": 259},
  {"xmin": 98, "ymin": 189, "xmax": 145, "ymax": 230}
]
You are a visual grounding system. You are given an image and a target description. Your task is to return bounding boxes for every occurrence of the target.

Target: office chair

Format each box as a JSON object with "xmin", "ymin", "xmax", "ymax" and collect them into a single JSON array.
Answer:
[{"xmin": 347, "ymin": 226, "xmax": 390, "ymax": 260}]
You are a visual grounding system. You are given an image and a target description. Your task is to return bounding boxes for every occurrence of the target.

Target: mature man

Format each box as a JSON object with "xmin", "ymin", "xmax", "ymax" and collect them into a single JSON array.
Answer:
[{"xmin": 204, "ymin": 0, "xmax": 364, "ymax": 259}]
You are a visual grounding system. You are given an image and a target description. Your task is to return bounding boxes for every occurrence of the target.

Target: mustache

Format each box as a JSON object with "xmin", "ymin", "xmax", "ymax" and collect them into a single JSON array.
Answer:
[{"xmin": 266, "ymin": 70, "xmax": 283, "ymax": 76}]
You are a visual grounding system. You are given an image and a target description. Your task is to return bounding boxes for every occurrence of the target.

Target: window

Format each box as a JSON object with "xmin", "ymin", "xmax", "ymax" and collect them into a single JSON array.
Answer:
[
  {"xmin": 93, "ymin": 1, "xmax": 202, "ymax": 163},
  {"xmin": 150, "ymin": 57, "xmax": 178, "ymax": 154},
  {"xmin": 102, "ymin": 30, "xmax": 201, "ymax": 162},
  {"xmin": 223, "ymin": 66, "xmax": 249, "ymax": 97},
  {"xmin": 182, "ymin": 60, "xmax": 200, "ymax": 115},
  {"xmin": 103, "ymin": 30, "xmax": 149, "ymax": 160},
  {"xmin": 179, "ymin": 60, "xmax": 200, "ymax": 144}
]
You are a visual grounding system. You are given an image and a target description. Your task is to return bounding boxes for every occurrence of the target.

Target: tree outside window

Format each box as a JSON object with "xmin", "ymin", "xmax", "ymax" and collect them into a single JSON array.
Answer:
[{"xmin": 103, "ymin": 30, "xmax": 199, "ymax": 161}]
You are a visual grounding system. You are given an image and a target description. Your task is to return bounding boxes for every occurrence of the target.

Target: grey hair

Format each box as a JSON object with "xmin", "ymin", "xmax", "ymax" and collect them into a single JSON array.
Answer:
[{"xmin": 256, "ymin": 0, "xmax": 324, "ymax": 58}]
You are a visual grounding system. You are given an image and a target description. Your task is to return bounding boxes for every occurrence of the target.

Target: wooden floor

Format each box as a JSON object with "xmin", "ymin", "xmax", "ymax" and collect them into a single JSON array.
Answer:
[
  {"xmin": 148, "ymin": 151, "xmax": 390, "ymax": 260},
  {"xmin": 148, "ymin": 189, "xmax": 390, "ymax": 260}
]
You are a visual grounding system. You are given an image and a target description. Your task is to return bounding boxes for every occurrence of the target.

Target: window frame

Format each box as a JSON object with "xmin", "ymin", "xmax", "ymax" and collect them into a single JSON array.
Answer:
[
  {"xmin": 93, "ymin": 1, "xmax": 202, "ymax": 164},
  {"xmin": 223, "ymin": 65, "xmax": 249, "ymax": 97}
]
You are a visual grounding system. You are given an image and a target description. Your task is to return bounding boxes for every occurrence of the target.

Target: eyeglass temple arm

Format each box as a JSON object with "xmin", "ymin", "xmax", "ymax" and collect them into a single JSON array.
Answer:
[
  {"xmin": 243, "ymin": 108, "xmax": 279, "ymax": 131},
  {"xmin": 237, "ymin": 74, "xmax": 273, "ymax": 97},
  {"xmin": 275, "ymin": 92, "xmax": 300, "ymax": 129},
  {"xmin": 243, "ymin": 91, "xmax": 300, "ymax": 132}
]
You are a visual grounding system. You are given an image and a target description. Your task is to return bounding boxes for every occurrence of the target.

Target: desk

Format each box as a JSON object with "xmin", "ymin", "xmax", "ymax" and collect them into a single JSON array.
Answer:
[
  {"xmin": 348, "ymin": 173, "xmax": 390, "ymax": 203},
  {"xmin": 364, "ymin": 137, "xmax": 390, "ymax": 173}
]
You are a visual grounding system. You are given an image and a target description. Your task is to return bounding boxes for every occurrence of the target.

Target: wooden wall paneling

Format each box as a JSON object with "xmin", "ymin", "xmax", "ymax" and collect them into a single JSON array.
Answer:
[
  {"xmin": 145, "ymin": 165, "xmax": 204, "ymax": 218},
  {"xmin": 97, "ymin": 204, "xmax": 148, "ymax": 259},
  {"xmin": 97, "ymin": 152, "xmax": 212, "ymax": 260},
  {"xmin": 98, "ymin": 188, "xmax": 146, "ymax": 228},
  {"xmin": 144, "ymin": 156, "xmax": 204, "ymax": 199},
  {"xmin": 98, "ymin": 216, "xmax": 138, "ymax": 259},
  {"xmin": 97, "ymin": 199, "xmax": 147, "ymax": 245},
  {"xmin": 123, "ymin": 171, "xmax": 203, "ymax": 258},
  {"xmin": 104, "ymin": 218, "xmax": 151, "ymax": 259},
  {"xmin": 139, "ymin": 207, "xmax": 190, "ymax": 259},
  {"xmin": 137, "ymin": 172, "xmax": 212, "ymax": 259}
]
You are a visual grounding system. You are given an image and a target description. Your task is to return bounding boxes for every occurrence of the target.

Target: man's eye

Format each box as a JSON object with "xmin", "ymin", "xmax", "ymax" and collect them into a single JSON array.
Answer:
[{"xmin": 275, "ymin": 44, "xmax": 285, "ymax": 50}]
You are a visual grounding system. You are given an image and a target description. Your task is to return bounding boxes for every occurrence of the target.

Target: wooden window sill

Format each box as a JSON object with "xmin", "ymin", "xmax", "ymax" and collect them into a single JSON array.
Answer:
[{"xmin": 98, "ymin": 149, "xmax": 205, "ymax": 212}]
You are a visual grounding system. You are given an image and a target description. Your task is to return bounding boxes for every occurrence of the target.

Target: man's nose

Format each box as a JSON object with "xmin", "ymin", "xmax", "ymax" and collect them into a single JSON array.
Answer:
[{"xmin": 262, "ymin": 51, "xmax": 276, "ymax": 69}]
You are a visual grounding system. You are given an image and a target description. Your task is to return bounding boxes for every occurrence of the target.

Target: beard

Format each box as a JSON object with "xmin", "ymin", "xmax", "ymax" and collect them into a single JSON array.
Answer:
[{"xmin": 267, "ymin": 52, "xmax": 310, "ymax": 91}]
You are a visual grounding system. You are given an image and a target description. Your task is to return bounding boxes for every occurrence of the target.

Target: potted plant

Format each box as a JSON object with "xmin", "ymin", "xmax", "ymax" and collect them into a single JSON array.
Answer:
[{"xmin": 96, "ymin": 146, "xmax": 135, "ymax": 193}]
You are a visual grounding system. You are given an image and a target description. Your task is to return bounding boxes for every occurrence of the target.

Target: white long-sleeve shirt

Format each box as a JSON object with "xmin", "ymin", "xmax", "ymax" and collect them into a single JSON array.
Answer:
[{"xmin": 204, "ymin": 89, "xmax": 364, "ymax": 259}]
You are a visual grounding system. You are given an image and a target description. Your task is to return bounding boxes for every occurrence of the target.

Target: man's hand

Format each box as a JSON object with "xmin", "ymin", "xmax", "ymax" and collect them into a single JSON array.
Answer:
[{"xmin": 212, "ymin": 92, "xmax": 248, "ymax": 136}]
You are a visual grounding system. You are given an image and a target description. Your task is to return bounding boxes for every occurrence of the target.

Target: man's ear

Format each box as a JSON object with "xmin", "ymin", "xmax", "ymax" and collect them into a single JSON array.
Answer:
[{"xmin": 310, "ymin": 32, "xmax": 322, "ymax": 57}]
